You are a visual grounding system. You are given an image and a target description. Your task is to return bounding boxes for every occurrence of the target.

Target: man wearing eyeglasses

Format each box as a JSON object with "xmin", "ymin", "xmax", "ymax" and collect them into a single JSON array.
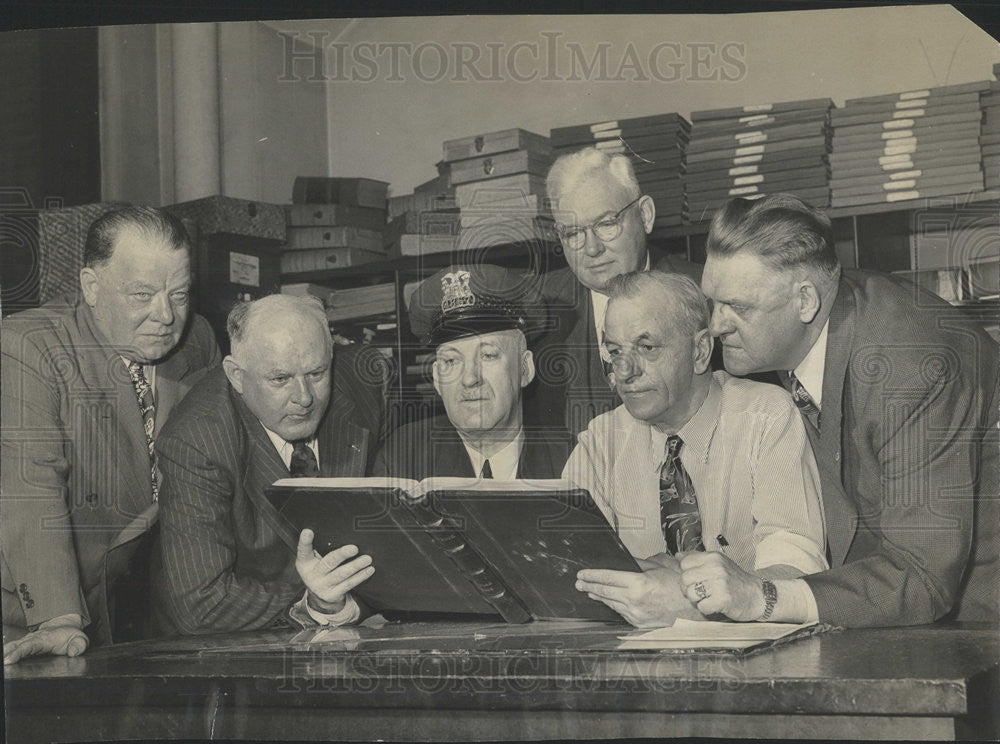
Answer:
[
  {"xmin": 565, "ymin": 271, "xmax": 827, "ymax": 627},
  {"xmin": 527, "ymin": 147, "xmax": 703, "ymax": 435}
]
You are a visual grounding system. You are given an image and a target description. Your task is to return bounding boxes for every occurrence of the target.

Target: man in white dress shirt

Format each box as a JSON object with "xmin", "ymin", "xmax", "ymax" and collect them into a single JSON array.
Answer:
[{"xmin": 567, "ymin": 271, "xmax": 827, "ymax": 627}]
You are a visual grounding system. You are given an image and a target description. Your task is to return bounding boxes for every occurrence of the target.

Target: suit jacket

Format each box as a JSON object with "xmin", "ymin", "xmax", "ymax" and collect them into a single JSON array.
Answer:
[
  {"xmin": 798, "ymin": 270, "xmax": 999, "ymax": 627},
  {"xmin": 525, "ymin": 252, "xmax": 705, "ymax": 435},
  {"xmin": 373, "ymin": 415, "xmax": 572, "ymax": 480},
  {"xmin": 154, "ymin": 344, "xmax": 386, "ymax": 635},
  {"xmin": 1, "ymin": 294, "xmax": 219, "ymax": 645}
]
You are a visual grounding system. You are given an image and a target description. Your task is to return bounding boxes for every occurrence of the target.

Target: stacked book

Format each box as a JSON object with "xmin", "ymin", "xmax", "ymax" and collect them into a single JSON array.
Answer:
[
  {"xmin": 445, "ymin": 128, "xmax": 555, "ymax": 254},
  {"xmin": 982, "ymin": 79, "xmax": 1000, "ymax": 192},
  {"xmin": 384, "ymin": 171, "xmax": 461, "ymax": 258},
  {"xmin": 283, "ymin": 177, "xmax": 390, "ymax": 274},
  {"xmin": 684, "ymin": 97, "xmax": 833, "ymax": 223},
  {"xmin": 829, "ymin": 82, "xmax": 988, "ymax": 209},
  {"xmin": 550, "ymin": 113, "xmax": 689, "ymax": 231}
]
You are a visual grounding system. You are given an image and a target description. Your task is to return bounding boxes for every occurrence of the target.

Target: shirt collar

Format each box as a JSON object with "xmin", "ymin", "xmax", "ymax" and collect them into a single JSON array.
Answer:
[
  {"xmin": 119, "ymin": 355, "xmax": 156, "ymax": 390},
  {"xmin": 261, "ymin": 423, "xmax": 319, "ymax": 471},
  {"xmin": 792, "ymin": 319, "xmax": 829, "ymax": 409},
  {"xmin": 645, "ymin": 372, "xmax": 721, "ymax": 470},
  {"xmin": 461, "ymin": 430, "xmax": 524, "ymax": 480}
]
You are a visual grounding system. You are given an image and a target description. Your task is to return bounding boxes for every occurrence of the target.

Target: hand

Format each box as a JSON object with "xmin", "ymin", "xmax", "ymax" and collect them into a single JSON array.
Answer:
[
  {"xmin": 679, "ymin": 551, "xmax": 765, "ymax": 621},
  {"xmin": 295, "ymin": 529, "xmax": 374, "ymax": 614},
  {"xmin": 4, "ymin": 625, "xmax": 88, "ymax": 665},
  {"xmin": 576, "ymin": 563, "xmax": 702, "ymax": 627},
  {"xmin": 636, "ymin": 552, "xmax": 681, "ymax": 571}
]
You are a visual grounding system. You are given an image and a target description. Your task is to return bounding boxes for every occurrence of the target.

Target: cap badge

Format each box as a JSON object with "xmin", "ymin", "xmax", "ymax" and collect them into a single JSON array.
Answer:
[{"xmin": 441, "ymin": 270, "xmax": 475, "ymax": 312}]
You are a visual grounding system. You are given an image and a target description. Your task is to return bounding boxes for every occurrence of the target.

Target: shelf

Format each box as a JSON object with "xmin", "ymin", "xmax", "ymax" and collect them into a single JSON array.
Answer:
[{"xmin": 282, "ymin": 239, "xmax": 565, "ymax": 285}]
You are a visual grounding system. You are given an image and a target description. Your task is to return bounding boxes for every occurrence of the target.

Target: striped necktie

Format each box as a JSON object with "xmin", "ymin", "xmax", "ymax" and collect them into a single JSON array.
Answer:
[
  {"xmin": 659, "ymin": 435, "xmax": 703, "ymax": 554},
  {"xmin": 125, "ymin": 360, "xmax": 158, "ymax": 502},
  {"xmin": 788, "ymin": 371, "xmax": 820, "ymax": 422}
]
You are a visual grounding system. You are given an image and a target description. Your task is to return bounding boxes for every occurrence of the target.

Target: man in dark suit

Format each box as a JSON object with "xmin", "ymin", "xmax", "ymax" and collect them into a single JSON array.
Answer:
[
  {"xmin": 699, "ymin": 193, "xmax": 999, "ymax": 627},
  {"xmin": 375, "ymin": 264, "xmax": 570, "ymax": 480},
  {"xmin": 2, "ymin": 206, "xmax": 220, "ymax": 664},
  {"xmin": 155, "ymin": 294, "xmax": 386, "ymax": 634},
  {"xmin": 527, "ymin": 147, "xmax": 705, "ymax": 435}
]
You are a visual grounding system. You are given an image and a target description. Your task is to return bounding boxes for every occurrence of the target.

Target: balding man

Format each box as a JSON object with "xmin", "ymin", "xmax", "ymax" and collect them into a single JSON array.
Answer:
[
  {"xmin": 527, "ymin": 147, "xmax": 704, "ymax": 435},
  {"xmin": 154, "ymin": 295, "xmax": 386, "ymax": 634},
  {"xmin": 2, "ymin": 206, "xmax": 219, "ymax": 664}
]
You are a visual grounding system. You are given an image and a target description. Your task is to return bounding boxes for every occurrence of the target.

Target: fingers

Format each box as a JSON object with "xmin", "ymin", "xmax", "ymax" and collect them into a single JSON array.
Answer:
[
  {"xmin": 4, "ymin": 637, "xmax": 36, "ymax": 665},
  {"xmin": 318, "ymin": 544, "xmax": 361, "ymax": 571},
  {"xmin": 576, "ymin": 568, "xmax": 635, "ymax": 587},
  {"xmin": 323, "ymin": 554, "xmax": 373, "ymax": 586},
  {"xmin": 575, "ymin": 578, "xmax": 629, "ymax": 604},
  {"xmin": 296, "ymin": 529, "xmax": 316, "ymax": 561}
]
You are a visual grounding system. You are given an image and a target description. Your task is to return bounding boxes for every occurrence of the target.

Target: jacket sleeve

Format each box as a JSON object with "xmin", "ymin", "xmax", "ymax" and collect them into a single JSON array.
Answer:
[
  {"xmin": 1, "ymin": 324, "xmax": 89, "ymax": 627},
  {"xmin": 156, "ymin": 429, "xmax": 302, "ymax": 634}
]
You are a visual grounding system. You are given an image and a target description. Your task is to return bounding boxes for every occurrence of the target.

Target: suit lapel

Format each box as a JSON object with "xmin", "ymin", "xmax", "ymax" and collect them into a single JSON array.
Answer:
[
  {"xmin": 817, "ymin": 277, "xmax": 859, "ymax": 566},
  {"xmin": 232, "ymin": 389, "xmax": 299, "ymax": 549},
  {"xmin": 432, "ymin": 423, "xmax": 477, "ymax": 478},
  {"xmin": 74, "ymin": 300, "xmax": 154, "ymax": 520},
  {"xmin": 317, "ymin": 394, "xmax": 370, "ymax": 477}
]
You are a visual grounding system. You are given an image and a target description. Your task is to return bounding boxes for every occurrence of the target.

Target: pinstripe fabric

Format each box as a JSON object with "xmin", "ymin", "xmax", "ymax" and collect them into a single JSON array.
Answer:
[
  {"xmin": 563, "ymin": 371, "xmax": 827, "ymax": 576},
  {"xmin": 800, "ymin": 271, "xmax": 999, "ymax": 627},
  {"xmin": 154, "ymin": 344, "xmax": 386, "ymax": 635}
]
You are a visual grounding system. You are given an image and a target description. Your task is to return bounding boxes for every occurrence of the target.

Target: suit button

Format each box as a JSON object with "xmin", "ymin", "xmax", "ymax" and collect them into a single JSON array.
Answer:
[
  {"xmin": 19, "ymin": 583, "xmax": 27, "ymax": 593},
  {"xmin": 25, "ymin": 599, "xmax": 34, "ymax": 609},
  {"xmin": 86, "ymin": 493, "xmax": 98, "ymax": 506}
]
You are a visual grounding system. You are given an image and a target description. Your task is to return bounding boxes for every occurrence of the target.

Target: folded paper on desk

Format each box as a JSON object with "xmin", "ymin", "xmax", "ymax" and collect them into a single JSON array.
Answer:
[
  {"xmin": 618, "ymin": 619, "xmax": 820, "ymax": 651},
  {"xmin": 265, "ymin": 477, "xmax": 641, "ymax": 624}
]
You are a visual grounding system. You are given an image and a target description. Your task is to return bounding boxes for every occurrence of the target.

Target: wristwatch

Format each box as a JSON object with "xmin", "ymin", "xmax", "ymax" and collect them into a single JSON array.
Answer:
[{"xmin": 757, "ymin": 578, "xmax": 778, "ymax": 622}]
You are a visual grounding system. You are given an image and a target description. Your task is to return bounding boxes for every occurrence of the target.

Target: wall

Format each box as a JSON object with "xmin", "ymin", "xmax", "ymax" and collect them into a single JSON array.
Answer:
[{"xmin": 268, "ymin": 7, "xmax": 1000, "ymax": 196}]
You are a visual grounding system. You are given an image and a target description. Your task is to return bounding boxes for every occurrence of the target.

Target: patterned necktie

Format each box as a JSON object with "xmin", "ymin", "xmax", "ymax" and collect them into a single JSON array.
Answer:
[
  {"xmin": 789, "ymin": 372, "xmax": 820, "ymax": 421},
  {"xmin": 481, "ymin": 459, "xmax": 493, "ymax": 479},
  {"xmin": 125, "ymin": 360, "xmax": 158, "ymax": 502},
  {"xmin": 659, "ymin": 435, "xmax": 703, "ymax": 554},
  {"xmin": 290, "ymin": 441, "xmax": 319, "ymax": 477}
]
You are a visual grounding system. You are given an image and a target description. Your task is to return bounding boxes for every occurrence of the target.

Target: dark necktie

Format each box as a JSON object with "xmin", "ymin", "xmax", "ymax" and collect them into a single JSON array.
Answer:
[
  {"xmin": 481, "ymin": 459, "xmax": 493, "ymax": 479},
  {"xmin": 290, "ymin": 441, "xmax": 319, "ymax": 477},
  {"xmin": 788, "ymin": 372, "xmax": 820, "ymax": 423},
  {"xmin": 659, "ymin": 435, "xmax": 703, "ymax": 554},
  {"xmin": 125, "ymin": 360, "xmax": 158, "ymax": 502}
]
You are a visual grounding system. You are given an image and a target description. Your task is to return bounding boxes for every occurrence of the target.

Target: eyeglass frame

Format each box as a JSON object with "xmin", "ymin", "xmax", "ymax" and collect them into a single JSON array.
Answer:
[{"xmin": 554, "ymin": 196, "xmax": 644, "ymax": 250}]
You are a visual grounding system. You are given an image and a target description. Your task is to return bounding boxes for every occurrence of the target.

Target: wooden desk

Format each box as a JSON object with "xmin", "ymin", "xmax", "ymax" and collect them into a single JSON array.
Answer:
[{"xmin": 4, "ymin": 620, "xmax": 997, "ymax": 741}]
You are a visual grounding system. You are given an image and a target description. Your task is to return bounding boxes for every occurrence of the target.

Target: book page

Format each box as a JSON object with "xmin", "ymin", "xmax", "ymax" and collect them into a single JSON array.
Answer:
[
  {"xmin": 271, "ymin": 476, "xmax": 420, "ymax": 491},
  {"xmin": 412, "ymin": 477, "xmax": 573, "ymax": 498},
  {"xmin": 617, "ymin": 619, "xmax": 818, "ymax": 650}
]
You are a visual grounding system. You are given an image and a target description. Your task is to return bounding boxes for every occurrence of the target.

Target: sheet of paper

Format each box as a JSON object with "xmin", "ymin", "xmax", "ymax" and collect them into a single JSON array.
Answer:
[{"xmin": 617, "ymin": 619, "xmax": 817, "ymax": 650}]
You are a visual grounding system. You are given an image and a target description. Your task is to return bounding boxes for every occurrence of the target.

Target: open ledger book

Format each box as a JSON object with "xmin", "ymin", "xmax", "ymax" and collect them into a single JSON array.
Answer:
[{"xmin": 265, "ymin": 477, "xmax": 641, "ymax": 623}]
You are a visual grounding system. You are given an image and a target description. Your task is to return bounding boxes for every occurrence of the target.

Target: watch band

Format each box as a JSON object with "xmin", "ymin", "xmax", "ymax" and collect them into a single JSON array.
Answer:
[{"xmin": 758, "ymin": 578, "xmax": 778, "ymax": 622}]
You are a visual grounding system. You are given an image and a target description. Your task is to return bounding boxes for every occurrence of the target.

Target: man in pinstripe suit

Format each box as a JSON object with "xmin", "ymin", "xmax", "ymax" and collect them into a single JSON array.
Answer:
[{"xmin": 154, "ymin": 295, "xmax": 385, "ymax": 634}]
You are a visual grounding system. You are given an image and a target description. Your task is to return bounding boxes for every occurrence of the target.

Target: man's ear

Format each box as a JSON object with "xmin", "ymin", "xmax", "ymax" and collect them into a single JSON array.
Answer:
[
  {"xmin": 692, "ymin": 328, "xmax": 713, "ymax": 375},
  {"xmin": 520, "ymin": 349, "xmax": 536, "ymax": 388},
  {"xmin": 79, "ymin": 267, "xmax": 99, "ymax": 307},
  {"xmin": 222, "ymin": 356, "xmax": 244, "ymax": 394},
  {"xmin": 796, "ymin": 280, "xmax": 822, "ymax": 324},
  {"xmin": 431, "ymin": 360, "xmax": 442, "ymax": 398},
  {"xmin": 638, "ymin": 194, "xmax": 656, "ymax": 235}
]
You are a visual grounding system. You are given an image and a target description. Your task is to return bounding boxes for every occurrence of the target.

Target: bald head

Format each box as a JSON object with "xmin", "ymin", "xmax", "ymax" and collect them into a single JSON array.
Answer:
[{"xmin": 223, "ymin": 294, "xmax": 334, "ymax": 441}]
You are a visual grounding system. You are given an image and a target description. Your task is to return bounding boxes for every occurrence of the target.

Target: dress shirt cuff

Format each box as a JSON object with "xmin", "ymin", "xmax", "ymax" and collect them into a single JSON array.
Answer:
[
  {"xmin": 774, "ymin": 579, "xmax": 820, "ymax": 623},
  {"xmin": 296, "ymin": 591, "xmax": 361, "ymax": 627},
  {"xmin": 754, "ymin": 531, "xmax": 829, "ymax": 576},
  {"xmin": 36, "ymin": 613, "xmax": 84, "ymax": 631}
]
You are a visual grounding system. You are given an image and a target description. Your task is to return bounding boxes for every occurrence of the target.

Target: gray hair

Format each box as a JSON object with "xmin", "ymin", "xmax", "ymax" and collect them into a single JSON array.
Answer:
[
  {"xmin": 545, "ymin": 147, "xmax": 641, "ymax": 206},
  {"xmin": 84, "ymin": 205, "xmax": 191, "ymax": 268},
  {"xmin": 605, "ymin": 270, "xmax": 710, "ymax": 340},
  {"xmin": 227, "ymin": 294, "xmax": 331, "ymax": 358}
]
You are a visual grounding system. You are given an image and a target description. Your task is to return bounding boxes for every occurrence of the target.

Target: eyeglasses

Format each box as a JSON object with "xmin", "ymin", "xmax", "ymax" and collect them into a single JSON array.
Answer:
[{"xmin": 555, "ymin": 196, "xmax": 642, "ymax": 251}]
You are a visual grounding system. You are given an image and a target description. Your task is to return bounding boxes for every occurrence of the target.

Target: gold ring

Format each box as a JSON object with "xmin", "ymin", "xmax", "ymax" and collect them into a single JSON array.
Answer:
[{"xmin": 694, "ymin": 581, "xmax": 708, "ymax": 600}]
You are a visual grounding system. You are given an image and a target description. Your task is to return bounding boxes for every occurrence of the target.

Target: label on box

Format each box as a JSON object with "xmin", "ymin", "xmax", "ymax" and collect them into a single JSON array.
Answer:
[{"xmin": 230, "ymin": 252, "xmax": 260, "ymax": 287}]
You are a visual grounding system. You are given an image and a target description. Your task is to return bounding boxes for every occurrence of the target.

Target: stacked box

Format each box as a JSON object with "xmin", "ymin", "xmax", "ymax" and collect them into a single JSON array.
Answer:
[
  {"xmin": 284, "ymin": 178, "xmax": 391, "ymax": 274},
  {"xmin": 982, "ymin": 81, "xmax": 1000, "ymax": 191},
  {"xmin": 551, "ymin": 112, "xmax": 689, "ymax": 231},
  {"xmin": 829, "ymin": 82, "xmax": 989, "ymax": 209},
  {"xmin": 444, "ymin": 128, "xmax": 555, "ymax": 254},
  {"xmin": 684, "ymin": 97, "xmax": 833, "ymax": 223},
  {"xmin": 37, "ymin": 202, "xmax": 129, "ymax": 304}
]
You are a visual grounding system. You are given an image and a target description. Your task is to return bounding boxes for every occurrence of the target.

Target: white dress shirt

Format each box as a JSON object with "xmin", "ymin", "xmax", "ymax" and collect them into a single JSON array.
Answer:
[{"xmin": 460, "ymin": 432, "xmax": 524, "ymax": 480}]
